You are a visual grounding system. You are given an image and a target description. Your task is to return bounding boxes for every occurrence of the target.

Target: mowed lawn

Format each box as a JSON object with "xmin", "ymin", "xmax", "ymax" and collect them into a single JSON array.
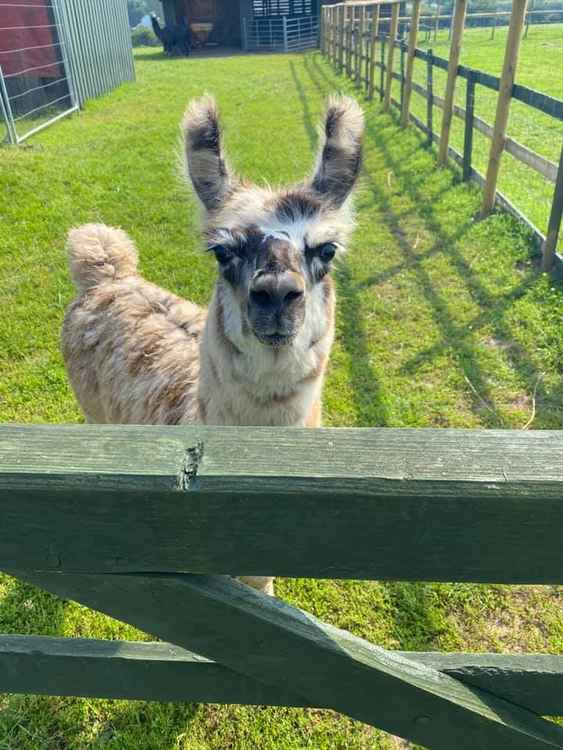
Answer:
[{"xmin": 1, "ymin": 47, "xmax": 562, "ymax": 749}]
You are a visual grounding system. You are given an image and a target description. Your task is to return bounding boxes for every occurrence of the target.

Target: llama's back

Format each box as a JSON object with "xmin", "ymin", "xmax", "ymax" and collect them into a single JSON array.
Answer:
[{"xmin": 62, "ymin": 224, "xmax": 206, "ymax": 424}]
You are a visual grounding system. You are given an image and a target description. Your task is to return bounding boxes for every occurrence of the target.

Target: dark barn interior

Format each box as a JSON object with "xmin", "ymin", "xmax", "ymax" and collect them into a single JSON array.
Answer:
[{"xmin": 158, "ymin": 0, "xmax": 336, "ymax": 49}]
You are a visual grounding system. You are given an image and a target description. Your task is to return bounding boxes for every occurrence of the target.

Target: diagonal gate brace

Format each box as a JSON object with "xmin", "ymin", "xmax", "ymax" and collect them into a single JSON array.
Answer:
[{"xmin": 11, "ymin": 570, "xmax": 563, "ymax": 750}]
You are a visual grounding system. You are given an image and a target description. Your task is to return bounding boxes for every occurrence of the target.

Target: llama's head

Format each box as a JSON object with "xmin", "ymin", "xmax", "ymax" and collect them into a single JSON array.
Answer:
[{"xmin": 182, "ymin": 95, "xmax": 364, "ymax": 348}]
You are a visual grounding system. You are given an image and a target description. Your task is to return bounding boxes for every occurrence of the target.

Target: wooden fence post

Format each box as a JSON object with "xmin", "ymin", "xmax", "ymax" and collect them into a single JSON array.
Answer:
[
  {"xmin": 380, "ymin": 35, "xmax": 385, "ymax": 101},
  {"xmin": 462, "ymin": 71, "xmax": 476, "ymax": 180},
  {"xmin": 339, "ymin": 4, "xmax": 346, "ymax": 72},
  {"xmin": 525, "ymin": 0, "xmax": 534, "ymax": 37},
  {"xmin": 331, "ymin": 7, "xmax": 340, "ymax": 65},
  {"xmin": 347, "ymin": 5, "xmax": 353, "ymax": 77},
  {"xmin": 368, "ymin": 5, "xmax": 380, "ymax": 99},
  {"xmin": 356, "ymin": 5, "xmax": 366, "ymax": 87},
  {"xmin": 541, "ymin": 147, "xmax": 563, "ymax": 272},
  {"xmin": 401, "ymin": 0, "xmax": 422, "ymax": 127},
  {"xmin": 323, "ymin": 5, "xmax": 331, "ymax": 60},
  {"xmin": 481, "ymin": 0, "xmax": 528, "ymax": 215},
  {"xmin": 364, "ymin": 5, "xmax": 371, "ymax": 94},
  {"xmin": 356, "ymin": 5, "xmax": 363, "ymax": 84},
  {"xmin": 332, "ymin": 6, "xmax": 338, "ymax": 63},
  {"xmin": 383, "ymin": 2, "xmax": 400, "ymax": 112},
  {"xmin": 438, "ymin": 0, "xmax": 468, "ymax": 165},
  {"xmin": 350, "ymin": 4, "xmax": 355, "ymax": 77},
  {"xmin": 325, "ymin": 6, "xmax": 330, "ymax": 55},
  {"xmin": 400, "ymin": 42, "xmax": 405, "ymax": 112},
  {"xmin": 426, "ymin": 48, "xmax": 434, "ymax": 146}
]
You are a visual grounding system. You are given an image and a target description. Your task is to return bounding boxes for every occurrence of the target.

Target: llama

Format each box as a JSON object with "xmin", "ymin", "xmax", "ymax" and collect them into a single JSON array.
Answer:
[
  {"xmin": 150, "ymin": 13, "xmax": 190, "ymax": 56},
  {"xmin": 62, "ymin": 95, "xmax": 364, "ymax": 595}
]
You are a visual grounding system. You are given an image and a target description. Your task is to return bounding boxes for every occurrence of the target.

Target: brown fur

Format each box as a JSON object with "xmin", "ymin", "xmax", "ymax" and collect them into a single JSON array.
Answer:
[{"xmin": 62, "ymin": 95, "xmax": 364, "ymax": 596}]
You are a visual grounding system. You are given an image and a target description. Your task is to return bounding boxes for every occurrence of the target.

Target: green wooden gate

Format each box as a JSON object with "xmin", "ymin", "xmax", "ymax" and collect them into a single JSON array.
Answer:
[{"xmin": 1, "ymin": 425, "xmax": 562, "ymax": 749}]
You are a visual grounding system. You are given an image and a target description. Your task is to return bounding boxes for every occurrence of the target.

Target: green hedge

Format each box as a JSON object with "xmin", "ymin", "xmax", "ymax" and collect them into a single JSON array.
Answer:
[{"xmin": 131, "ymin": 26, "xmax": 160, "ymax": 47}]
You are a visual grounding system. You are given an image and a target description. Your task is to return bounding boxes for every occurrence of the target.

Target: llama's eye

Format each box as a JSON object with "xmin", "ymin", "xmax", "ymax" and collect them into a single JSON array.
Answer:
[
  {"xmin": 211, "ymin": 245, "xmax": 234, "ymax": 264},
  {"xmin": 317, "ymin": 243, "xmax": 337, "ymax": 262}
]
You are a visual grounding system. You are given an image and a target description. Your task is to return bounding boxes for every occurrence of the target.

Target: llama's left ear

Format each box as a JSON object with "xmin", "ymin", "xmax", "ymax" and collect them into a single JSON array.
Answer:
[
  {"xmin": 182, "ymin": 95, "xmax": 236, "ymax": 212},
  {"xmin": 310, "ymin": 96, "xmax": 364, "ymax": 207}
]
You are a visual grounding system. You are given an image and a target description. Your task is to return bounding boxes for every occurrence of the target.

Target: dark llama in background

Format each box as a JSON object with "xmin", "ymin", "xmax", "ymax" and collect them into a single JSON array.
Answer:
[
  {"xmin": 150, "ymin": 13, "xmax": 191, "ymax": 56},
  {"xmin": 61, "ymin": 95, "xmax": 364, "ymax": 596}
]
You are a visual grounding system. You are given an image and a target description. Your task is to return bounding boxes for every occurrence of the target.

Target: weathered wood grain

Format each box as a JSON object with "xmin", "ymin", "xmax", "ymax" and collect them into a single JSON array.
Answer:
[
  {"xmin": 403, "ymin": 653, "xmax": 563, "ymax": 717},
  {"xmin": 481, "ymin": 0, "xmax": 529, "ymax": 214},
  {"xmin": 367, "ymin": 5, "xmax": 379, "ymax": 99},
  {"xmin": 542, "ymin": 147, "xmax": 563, "ymax": 272},
  {"xmin": 383, "ymin": 3, "xmax": 400, "ymax": 112},
  {"xmin": 0, "ymin": 634, "xmax": 308, "ymax": 706},
  {"xmin": 1, "ymin": 635, "xmax": 562, "ymax": 715},
  {"xmin": 409, "ymin": 79, "xmax": 559, "ymax": 181},
  {"xmin": 438, "ymin": 0, "xmax": 467, "ymax": 164},
  {"xmin": 14, "ymin": 572, "xmax": 563, "ymax": 749},
  {"xmin": 401, "ymin": 0, "xmax": 421, "ymax": 127},
  {"xmin": 1, "ymin": 425, "xmax": 562, "ymax": 582}
]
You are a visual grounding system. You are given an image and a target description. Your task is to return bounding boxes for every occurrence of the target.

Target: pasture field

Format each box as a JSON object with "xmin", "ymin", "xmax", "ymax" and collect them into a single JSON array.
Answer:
[
  {"xmin": 408, "ymin": 23, "xmax": 563, "ymax": 240},
  {"xmin": 0, "ymin": 47, "xmax": 562, "ymax": 749}
]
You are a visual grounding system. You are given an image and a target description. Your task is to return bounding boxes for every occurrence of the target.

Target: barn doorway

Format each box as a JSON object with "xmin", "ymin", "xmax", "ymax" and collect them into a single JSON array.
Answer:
[{"xmin": 172, "ymin": 0, "xmax": 242, "ymax": 49}]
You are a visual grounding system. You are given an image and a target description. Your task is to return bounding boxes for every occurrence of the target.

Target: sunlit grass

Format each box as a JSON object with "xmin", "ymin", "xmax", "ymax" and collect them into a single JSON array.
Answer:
[
  {"xmin": 408, "ymin": 23, "xmax": 563, "ymax": 236},
  {"xmin": 0, "ymin": 47, "xmax": 561, "ymax": 749}
]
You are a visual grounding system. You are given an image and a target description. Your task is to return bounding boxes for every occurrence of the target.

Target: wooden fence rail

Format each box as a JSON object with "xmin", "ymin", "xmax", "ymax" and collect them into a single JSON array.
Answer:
[
  {"xmin": 0, "ymin": 424, "xmax": 563, "ymax": 749},
  {"xmin": 2, "ymin": 424, "xmax": 563, "ymax": 582},
  {"xmin": 320, "ymin": 0, "xmax": 563, "ymax": 276}
]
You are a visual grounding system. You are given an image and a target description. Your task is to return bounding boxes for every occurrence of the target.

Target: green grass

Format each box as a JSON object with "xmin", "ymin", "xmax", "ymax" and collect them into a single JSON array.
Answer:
[
  {"xmin": 408, "ymin": 23, "xmax": 563, "ymax": 239},
  {"xmin": 0, "ymin": 47, "xmax": 562, "ymax": 749}
]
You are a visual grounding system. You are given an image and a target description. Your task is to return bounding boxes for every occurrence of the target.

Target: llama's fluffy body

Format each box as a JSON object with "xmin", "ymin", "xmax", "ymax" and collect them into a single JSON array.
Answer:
[
  {"xmin": 63, "ymin": 226, "xmax": 204, "ymax": 425},
  {"xmin": 62, "ymin": 95, "xmax": 364, "ymax": 595},
  {"xmin": 62, "ymin": 221, "xmax": 334, "ymax": 428}
]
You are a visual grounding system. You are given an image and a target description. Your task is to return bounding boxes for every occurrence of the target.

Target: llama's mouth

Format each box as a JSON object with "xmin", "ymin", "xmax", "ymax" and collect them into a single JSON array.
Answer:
[{"xmin": 255, "ymin": 332, "xmax": 296, "ymax": 348}]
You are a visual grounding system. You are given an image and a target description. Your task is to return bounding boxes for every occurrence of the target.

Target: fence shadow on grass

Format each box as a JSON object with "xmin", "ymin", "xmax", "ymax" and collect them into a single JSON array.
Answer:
[
  {"xmin": 301, "ymin": 57, "xmax": 505, "ymax": 427},
  {"xmin": 366, "ymin": 120, "xmax": 559, "ymax": 429},
  {"xmin": 305, "ymin": 52, "xmax": 561, "ymax": 429},
  {"xmin": 294, "ymin": 61, "xmax": 563, "ymax": 746},
  {"xmin": 289, "ymin": 63, "xmax": 449, "ymax": 750},
  {"xmin": 290, "ymin": 59, "xmax": 389, "ymax": 426}
]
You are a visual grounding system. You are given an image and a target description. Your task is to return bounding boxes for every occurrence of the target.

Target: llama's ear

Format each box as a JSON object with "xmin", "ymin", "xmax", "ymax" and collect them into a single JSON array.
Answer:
[
  {"xmin": 182, "ymin": 95, "xmax": 235, "ymax": 212},
  {"xmin": 310, "ymin": 96, "xmax": 364, "ymax": 207}
]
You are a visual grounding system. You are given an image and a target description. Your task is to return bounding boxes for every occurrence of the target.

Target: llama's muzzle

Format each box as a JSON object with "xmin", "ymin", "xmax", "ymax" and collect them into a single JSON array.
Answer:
[{"xmin": 248, "ymin": 269, "xmax": 306, "ymax": 346}]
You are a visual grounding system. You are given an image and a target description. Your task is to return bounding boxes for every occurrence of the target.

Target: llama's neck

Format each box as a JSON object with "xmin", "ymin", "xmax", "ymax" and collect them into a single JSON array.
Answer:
[{"xmin": 197, "ymin": 281, "xmax": 334, "ymax": 426}]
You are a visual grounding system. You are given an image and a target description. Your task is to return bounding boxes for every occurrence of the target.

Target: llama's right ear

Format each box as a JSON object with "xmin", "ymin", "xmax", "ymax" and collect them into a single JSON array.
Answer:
[
  {"xmin": 310, "ymin": 96, "xmax": 364, "ymax": 207},
  {"xmin": 182, "ymin": 96, "xmax": 235, "ymax": 212}
]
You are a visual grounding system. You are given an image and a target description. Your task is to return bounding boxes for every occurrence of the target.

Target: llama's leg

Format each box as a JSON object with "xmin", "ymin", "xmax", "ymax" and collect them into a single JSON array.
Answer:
[{"xmin": 237, "ymin": 576, "xmax": 275, "ymax": 596}]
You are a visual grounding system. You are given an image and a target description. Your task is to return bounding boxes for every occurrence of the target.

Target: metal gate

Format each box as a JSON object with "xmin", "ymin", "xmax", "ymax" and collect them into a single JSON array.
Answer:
[
  {"xmin": 0, "ymin": 0, "xmax": 78, "ymax": 144},
  {"xmin": 242, "ymin": 14, "xmax": 319, "ymax": 52},
  {"xmin": 0, "ymin": 0, "xmax": 135, "ymax": 145}
]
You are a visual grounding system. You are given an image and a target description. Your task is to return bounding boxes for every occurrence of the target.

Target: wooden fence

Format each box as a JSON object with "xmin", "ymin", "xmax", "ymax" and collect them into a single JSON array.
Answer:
[
  {"xmin": 1, "ymin": 424, "xmax": 563, "ymax": 748},
  {"xmin": 403, "ymin": 8, "xmax": 563, "ymax": 42},
  {"xmin": 320, "ymin": 0, "xmax": 563, "ymax": 277}
]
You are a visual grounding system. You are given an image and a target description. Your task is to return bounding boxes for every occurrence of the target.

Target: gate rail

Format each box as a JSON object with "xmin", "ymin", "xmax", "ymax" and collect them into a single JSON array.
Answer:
[{"xmin": 1, "ymin": 424, "xmax": 562, "ymax": 749}]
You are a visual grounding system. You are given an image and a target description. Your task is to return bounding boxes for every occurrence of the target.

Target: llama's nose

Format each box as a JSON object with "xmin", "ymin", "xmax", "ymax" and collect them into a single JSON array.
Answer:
[{"xmin": 249, "ymin": 271, "xmax": 305, "ymax": 312}]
